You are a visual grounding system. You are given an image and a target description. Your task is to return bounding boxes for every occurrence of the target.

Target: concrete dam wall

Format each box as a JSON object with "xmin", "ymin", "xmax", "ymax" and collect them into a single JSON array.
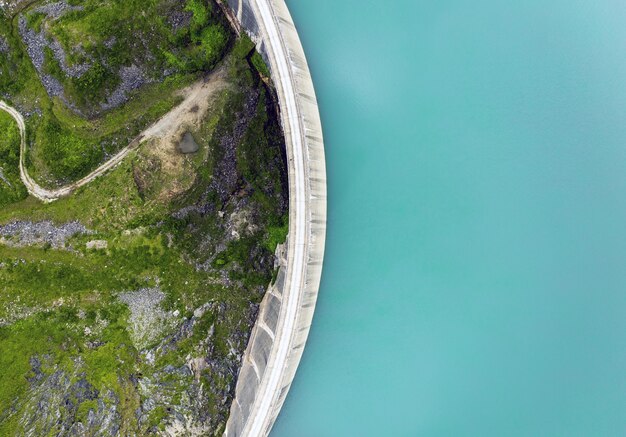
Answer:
[{"xmin": 222, "ymin": 0, "xmax": 327, "ymax": 436}]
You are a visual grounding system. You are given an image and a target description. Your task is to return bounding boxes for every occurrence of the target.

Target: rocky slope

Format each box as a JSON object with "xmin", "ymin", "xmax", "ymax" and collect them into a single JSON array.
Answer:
[{"xmin": 0, "ymin": 1, "xmax": 287, "ymax": 435}]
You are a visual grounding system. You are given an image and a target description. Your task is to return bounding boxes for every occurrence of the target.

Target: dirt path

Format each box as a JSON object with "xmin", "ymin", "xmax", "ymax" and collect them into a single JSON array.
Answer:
[{"xmin": 0, "ymin": 66, "xmax": 228, "ymax": 203}]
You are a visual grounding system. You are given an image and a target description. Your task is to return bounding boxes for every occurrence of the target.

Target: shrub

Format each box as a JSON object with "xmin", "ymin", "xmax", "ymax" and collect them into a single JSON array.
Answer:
[
  {"xmin": 200, "ymin": 24, "xmax": 228, "ymax": 68},
  {"xmin": 186, "ymin": 0, "xmax": 211, "ymax": 28},
  {"xmin": 72, "ymin": 62, "xmax": 114, "ymax": 105}
]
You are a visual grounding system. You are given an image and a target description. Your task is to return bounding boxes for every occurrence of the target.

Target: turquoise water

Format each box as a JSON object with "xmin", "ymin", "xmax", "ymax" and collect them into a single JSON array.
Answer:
[{"xmin": 273, "ymin": 1, "xmax": 626, "ymax": 436}]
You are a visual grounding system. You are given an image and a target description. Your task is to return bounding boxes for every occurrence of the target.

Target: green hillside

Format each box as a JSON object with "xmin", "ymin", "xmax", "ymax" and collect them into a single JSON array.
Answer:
[{"xmin": 0, "ymin": 2, "xmax": 286, "ymax": 435}]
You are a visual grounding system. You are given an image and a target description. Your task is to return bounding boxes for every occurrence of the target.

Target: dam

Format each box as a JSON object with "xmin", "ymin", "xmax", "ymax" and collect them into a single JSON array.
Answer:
[{"xmin": 222, "ymin": 0, "xmax": 327, "ymax": 436}]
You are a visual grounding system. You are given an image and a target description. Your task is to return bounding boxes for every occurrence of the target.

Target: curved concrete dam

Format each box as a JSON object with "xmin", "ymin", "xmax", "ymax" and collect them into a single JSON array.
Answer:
[{"xmin": 222, "ymin": 0, "xmax": 327, "ymax": 436}]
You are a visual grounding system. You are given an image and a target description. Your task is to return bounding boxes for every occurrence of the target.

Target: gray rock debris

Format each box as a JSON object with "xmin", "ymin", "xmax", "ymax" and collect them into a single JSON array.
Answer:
[
  {"xmin": 86, "ymin": 240, "xmax": 108, "ymax": 250},
  {"xmin": 18, "ymin": 16, "xmax": 68, "ymax": 103},
  {"xmin": 0, "ymin": 220, "xmax": 93, "ymax": 248},
  {"xmin": 167, "ymin": 9, "xmax": 193, "ymax": 32},
  {"xmin": 103, "ymin": 36, "xmax": 117, "ymax": 49},
  {"xmin": 18, "ymin": 8, "xmax": 90, "ymax": 113},
  {"xmin": 0, "ymin": 36, "xmax": 8, "ymax": 54},
  {"xmin": 101, "ymin": 64, "xmax": 148, "ymax": 111},
  {"xmin": 18, "ymin": 356, "xmax": 121, "ymax": 436},
  {"xmin": 0, "ymin": 167, "xmax": 11, "ymax": 187},
  {"xmin": 48, "ymin": 36, "xmax": 91, "ymax": 78},
  {"xmin": 18, "ymin": 16, "xmax": 47, "ymax": 72},
  {"xmin": 18, "ymin": 8, "xmax": 91, "ymax": 80},
  {"xmin": 119, "ymin": 287, "xmax": 177, "ymax": 349},
  {"xmin": 34, "ymin": 1, "xmax": 83, "ymax": 20}
]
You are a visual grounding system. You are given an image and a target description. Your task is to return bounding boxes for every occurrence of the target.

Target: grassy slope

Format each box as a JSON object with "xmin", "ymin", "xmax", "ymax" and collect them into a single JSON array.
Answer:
[
  {"xmin": 0, "ymin": 34, "xmax": 287, "ymax": 434},
  {"xmin": 0, "ymin": 0, "xmax": 230, "ymax": 186},
  {"xmin": 0, "ymin": 112, "xmax": 27, "ymax": 206}
]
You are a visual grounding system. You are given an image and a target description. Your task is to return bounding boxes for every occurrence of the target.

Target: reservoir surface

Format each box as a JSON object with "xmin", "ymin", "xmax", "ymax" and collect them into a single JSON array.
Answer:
[{"xmin": 273, "ymin": 1, "xmax": 626, "ymax": 436}]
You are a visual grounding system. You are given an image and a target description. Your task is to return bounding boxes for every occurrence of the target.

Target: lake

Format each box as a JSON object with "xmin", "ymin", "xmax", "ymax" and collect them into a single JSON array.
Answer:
[{"xmin": 273, "ymin": 1, "xmax": 626, "ymax": 435}]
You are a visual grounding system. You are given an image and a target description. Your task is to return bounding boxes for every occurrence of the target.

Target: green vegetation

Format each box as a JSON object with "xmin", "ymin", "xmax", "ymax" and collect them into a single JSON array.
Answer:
[
  {"xmin": 0, "ymin": 112, "xmax": 27, "ymax": 206},
  {"xmin": 265, "ymin": 220, "xmax": 289, "ymax": 252},
  {"xmin": 44, "ymin": 0, "xmax": 231, "ymax": 107},
  {"xmin": 25, "ymin": 11, "xmax": 45, "ymax": 32},
  {"xmin": 0, "ymin": 5, "xmax": 289, "ymax": 433},
  {"xmin": 0, "ymin": 0, "xmax": 232, "ymax": 185},
  {"xmin": 251, "ymin": 51, "xmax": 271, "ymax": 77},
  {"xmin": 0, "ymin": 15, "xmax": 42, "ymax": 99}
]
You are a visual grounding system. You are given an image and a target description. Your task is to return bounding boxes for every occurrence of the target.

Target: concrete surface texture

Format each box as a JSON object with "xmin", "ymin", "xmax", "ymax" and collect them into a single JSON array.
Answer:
[{"xmin": 223, "ymin": 0, "xmax": 327, "ymax": 436}]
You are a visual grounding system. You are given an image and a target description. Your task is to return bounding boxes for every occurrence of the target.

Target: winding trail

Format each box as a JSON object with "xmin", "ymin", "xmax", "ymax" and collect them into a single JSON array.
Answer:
[
  {"xmin": 0, "ymin": 70, "xmax": 227, "ymax": 203},
  {"xmin": 0, "ymin": 99, "xmax": 139, "ymax": 202}
]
